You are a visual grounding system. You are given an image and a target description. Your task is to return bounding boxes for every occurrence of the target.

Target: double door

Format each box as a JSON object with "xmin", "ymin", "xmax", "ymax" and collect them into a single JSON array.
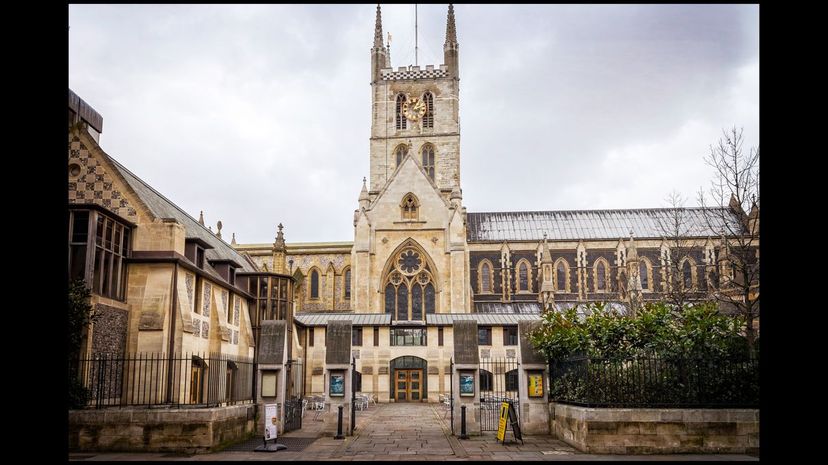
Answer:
[{"xmin": 394, "ymin": 369, "xmax": 423, "ymax": 401}]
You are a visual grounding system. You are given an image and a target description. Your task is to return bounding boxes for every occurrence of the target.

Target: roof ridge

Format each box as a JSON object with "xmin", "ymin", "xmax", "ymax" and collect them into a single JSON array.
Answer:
[{"xmin": 467, "ymin": 207, "xmax": 728, "ymax": 215}]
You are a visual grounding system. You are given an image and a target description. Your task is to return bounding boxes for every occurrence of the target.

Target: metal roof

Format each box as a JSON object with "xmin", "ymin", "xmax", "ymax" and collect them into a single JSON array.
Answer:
[
  {"xmin": 426, "ymin": 313, "xmax": 541, "ymax": 326},
  {"xmin": 474, "ymin": 302, "xmax": 541, "ymax": 314},
  {"xmin": 294, "ymin": 313, "xmax": 392, "ymax": 327},
  {"xmin": 466, "ymin": 208, "xmax": 743, "ymax": 242},
  {"xmin": 108, "ymin": 157, "xmax": 257, "ymax": 272}
]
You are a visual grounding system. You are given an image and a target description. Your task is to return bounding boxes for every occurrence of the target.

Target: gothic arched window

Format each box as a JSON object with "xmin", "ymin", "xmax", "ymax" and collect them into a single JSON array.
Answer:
[
  {"xmin": 639, "ymin": 259, "xmax": 651, "ymax": 290},
  {"xmin": 383, "ymin": 244, "xmax": 437, "ymax": 321},
  {"xmin": 423, "ymin": 91, "xmax": 434, "ymax": 129},
  {"xmin": 421, "ymin": 144, "xmax": 435, "ymax": 180},
  {"xmin": 310, "ymin": 269, "xmax": 320, "ymax": 299},
  {"xmin": 595, "ymin": 260, "xmax": 608, "ymax": 291},
  {"xmin": 516, "ymin": 260, "xmax": 531, "ymax": 292},
  {"xmin": 555, "ymin": 259, "xmax": 568, "ymax": 292},
  {"xmin": 395, "ymin": 94, "xmax": 407, "ymax": 130},
  {"xmin": 343, "ymin": 268, "xmax": 351, "ymax": 300},
  {"xmin": 401, "ymin": 193, "xmax": 419, "ymax": 221},
  {"xmin": 479, "ymin": 261, "xmax": 493, "ymax": 293},
  {"xmin": 395, "ymin": 144, "xmax": 409, "ymax": 168}
]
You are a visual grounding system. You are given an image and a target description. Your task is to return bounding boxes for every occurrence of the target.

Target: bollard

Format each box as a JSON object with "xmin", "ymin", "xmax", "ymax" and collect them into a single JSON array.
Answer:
[
  {"xmin": 459, "ymin": 404, "xmax": 469, "ymax": 439},
  {"xmin": 334, "ymin": 405, "xmax": 345, "ymax": 439}
]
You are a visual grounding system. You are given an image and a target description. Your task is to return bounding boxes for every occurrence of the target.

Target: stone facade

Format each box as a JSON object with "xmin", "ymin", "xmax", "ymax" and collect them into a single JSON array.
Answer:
[{"xmin": 549, "ymin": 403, "xmax": 759, "ymax": 454}]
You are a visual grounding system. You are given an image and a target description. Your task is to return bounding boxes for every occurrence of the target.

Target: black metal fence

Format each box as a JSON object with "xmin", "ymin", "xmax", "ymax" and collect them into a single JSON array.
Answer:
[
  {"xmin": 478, "ymin": 358, "xmax": 520, "ymax": 432},
  {"xmin": 71, "ymin": 352, "xmax": 255, "ymax": 409},
  {"xmin": 549, "ymin": 355, "xmax": 758, "ymax": 408}
]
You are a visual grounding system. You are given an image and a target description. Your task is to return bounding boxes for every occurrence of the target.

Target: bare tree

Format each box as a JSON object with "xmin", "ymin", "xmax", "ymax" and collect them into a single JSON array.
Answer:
[
  {"xmin": 698, "ymin": 127, "xmax": 760, "ymax": 352},
  {"xmin": 656, "ymin": 191, "xmax": 703, "ymax": 310}
]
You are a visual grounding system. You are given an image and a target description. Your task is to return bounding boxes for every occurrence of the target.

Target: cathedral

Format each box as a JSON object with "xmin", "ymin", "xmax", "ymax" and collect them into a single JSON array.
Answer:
[{"xmin": 68, "ymin": 5, "xmax": 757, "ymax": 446}]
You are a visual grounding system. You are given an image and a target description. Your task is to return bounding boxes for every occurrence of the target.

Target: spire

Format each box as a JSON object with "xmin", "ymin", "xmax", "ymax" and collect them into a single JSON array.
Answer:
[
  {"xmin": 274, "ymin": 223, "xmax": 286, "ymax": 250},
  {"xmin": 625, "ymin": 231, "xmax": 638, "ymax": 261},
  {"xmin": 359, "ymin": 177, "xmax": 370, "ymax": 209},
  {"xmin": 216, "ymin": 220, "xmax": 222, "ymax": 239},
  {"xmin": 373, "ymin": 4, "xmax": 384, "ymax": 48},
  {"xmin": 445, "ymin": 4, "xmax": 457, "ymax": 45},
  {"xmin": 443, "ymin": 4, "xmax": 459, "ymax": 80},
  {"xmin": 541, "ymin": 232, "xmax": 552, "ymax": 263},
  {"xmin": 231, "ymin": 232, "xmax": 237, "ymax": 246},
  {"xmin": 198, "ymin": 210, "xmax": 205, "ymax": 226}
]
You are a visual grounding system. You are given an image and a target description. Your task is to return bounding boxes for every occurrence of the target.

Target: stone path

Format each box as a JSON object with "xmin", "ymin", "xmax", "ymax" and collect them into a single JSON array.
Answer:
[{"xmin": 69, "ymin": 402, "xmax": 759, "ymax": 461}]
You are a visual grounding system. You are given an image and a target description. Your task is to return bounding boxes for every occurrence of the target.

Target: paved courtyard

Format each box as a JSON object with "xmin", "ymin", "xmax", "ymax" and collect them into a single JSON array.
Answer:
[{"xmin": 69, "ymin": 402, "xmax": 758, "ymax": 461}]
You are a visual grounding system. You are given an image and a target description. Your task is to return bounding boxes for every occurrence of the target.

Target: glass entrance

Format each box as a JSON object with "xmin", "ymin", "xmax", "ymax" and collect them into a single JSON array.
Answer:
[{"xmin": 394, "ymin": 369, "xmax": 423, "ymax": 401}]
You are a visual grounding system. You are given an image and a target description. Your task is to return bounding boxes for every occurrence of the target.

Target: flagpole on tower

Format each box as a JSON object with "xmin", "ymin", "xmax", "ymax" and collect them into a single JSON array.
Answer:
[{"xmin": 415, "ymin": 4, "xmax": 418, "ymax": 66}]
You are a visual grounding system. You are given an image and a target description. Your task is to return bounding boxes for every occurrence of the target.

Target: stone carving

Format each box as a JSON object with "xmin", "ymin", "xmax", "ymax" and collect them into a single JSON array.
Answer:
[
  {"xmin": 185, "ymin": 273, "xmax": 194, "ymax": 312},
  {"xmin": 202, "ymin": 321, "xmax": 209, "ymax": 339},
  {"xmin": 68, "ymin": 137, "xmax": 138, "ymax": 221},
  {"xmin": 202, "ymin": 282, "xmax": 212, "ymax": 317}
]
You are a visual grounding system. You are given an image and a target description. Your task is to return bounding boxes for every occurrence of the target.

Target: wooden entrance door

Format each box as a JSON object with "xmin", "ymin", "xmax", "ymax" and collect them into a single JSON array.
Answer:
[{"xmin": 394, "ymin": 369, "xmax": 423, "ymax": 401}]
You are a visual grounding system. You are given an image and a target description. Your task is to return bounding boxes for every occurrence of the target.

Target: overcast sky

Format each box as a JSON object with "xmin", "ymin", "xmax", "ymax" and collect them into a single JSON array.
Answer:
[{"xmin": 68, "ymin": 4, "xmax": 759, "ymax": 244}]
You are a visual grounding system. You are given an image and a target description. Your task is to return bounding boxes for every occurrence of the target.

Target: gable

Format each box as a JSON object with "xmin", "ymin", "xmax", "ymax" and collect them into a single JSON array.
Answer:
[
  {"xmin": 368, "ymin": 155, "xmax": 451, "ymax": 229},
  {"xmin": 68, "ymin": 132, "xmax": 145, "ymax": 223}
]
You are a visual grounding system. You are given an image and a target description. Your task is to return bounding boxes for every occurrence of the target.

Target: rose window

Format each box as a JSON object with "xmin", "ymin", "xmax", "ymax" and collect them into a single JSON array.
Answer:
[{"xmin": 398, "ymin": 250, "xmax": 422, "ymax": 274}]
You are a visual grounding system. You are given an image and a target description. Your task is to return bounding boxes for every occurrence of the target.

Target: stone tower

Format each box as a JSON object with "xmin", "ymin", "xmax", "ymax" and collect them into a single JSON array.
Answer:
[
  {"xmin": 353, "ymin": 4, "xmax": 469, "ymax": 315},
  {"xmin": 368, "ymin": 4, "xmax": 461, "ymax": 203}
]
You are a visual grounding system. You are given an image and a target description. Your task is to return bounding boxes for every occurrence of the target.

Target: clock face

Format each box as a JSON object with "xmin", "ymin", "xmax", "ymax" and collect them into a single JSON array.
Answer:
[{"xmin": 402, "ymin": 96, "xmax": 427, "ymax": 121}]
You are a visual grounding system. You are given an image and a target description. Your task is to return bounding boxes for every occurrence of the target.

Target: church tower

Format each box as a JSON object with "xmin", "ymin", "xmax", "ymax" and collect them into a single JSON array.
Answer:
[
  {"xmin": 368, "ymin": 4, "xmax": 461, "ymax": 202},
  {"xmin": 353, "ymin": 5, "xmax": 469, "ymax": 315}
]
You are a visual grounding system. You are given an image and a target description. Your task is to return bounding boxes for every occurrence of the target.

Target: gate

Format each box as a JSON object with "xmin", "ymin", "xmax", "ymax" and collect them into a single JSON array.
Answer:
[
  {"xmin": 284, "ymin": 398, "xmax": 302, "ymax": 432},
  {"xmin": 478, "ymin": 358, "xmax": 520, "ymax": 432}
]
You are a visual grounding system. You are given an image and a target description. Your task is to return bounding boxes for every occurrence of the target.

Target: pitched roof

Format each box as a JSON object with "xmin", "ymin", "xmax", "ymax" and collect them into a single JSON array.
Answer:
[
  {"xmin": 294, "ymin": 313, "xmax": 391, "ymax": 327},
  {"xmin": 426, "ymin": 313, "xmax": 541, "ymax": 326},
  {"xmin": 106, "ymin": 156, "xmax": 257, "ymax": 273},
  {"xmin": 474, "ymin": 302, "xmax": 541, "ymax": 314},
  {"xmin": 466, "ymin": 208, "xmax": 743, "ymax": 242}
]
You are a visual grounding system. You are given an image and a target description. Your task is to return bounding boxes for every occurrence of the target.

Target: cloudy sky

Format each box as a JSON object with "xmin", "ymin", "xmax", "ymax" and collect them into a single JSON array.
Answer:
[{"xmin": 68, "ymin": 4, "xmax": 759, "ymax": 244}]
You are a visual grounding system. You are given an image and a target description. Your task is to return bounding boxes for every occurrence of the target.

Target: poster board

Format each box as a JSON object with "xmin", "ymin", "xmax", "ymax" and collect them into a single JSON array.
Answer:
[
  {"xmin": 264, "ymin": 403, "xmax": 278, "ymax": 441},
  {"xmin": 459, "ymin": 372, "xmax": 475, "ymax": 396},
  {"xmin": 496, "ymin": 402, "xmax": 509, "ymax": 442},
  {"xmin": 330, "ymin": 372, "xmax": 345, "ymax": 397},
  {"xmin": 508, "ymin": 401, "xmax": 523, "ymax": 444},
  {"xmin": 527, "ymin": 371, "xmax": 544, "ymax": 398}
]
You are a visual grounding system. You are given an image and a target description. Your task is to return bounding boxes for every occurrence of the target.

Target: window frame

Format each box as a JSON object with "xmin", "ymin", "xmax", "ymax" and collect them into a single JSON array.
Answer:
[
  {"xmin": 478, "ymin": 326, "xmax": 492, "ymax": 346},
  {"xmin": 502, "ymin": 326, "xmax": 518, "ymax": 346},
  {"xmin": 352, "ymin": 326, "xmax": 363, "ymax": 347}
]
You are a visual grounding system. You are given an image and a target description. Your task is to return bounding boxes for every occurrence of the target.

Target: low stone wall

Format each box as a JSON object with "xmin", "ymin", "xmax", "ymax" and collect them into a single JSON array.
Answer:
[
  {"xmin": 549, "ymin": 403, "xmax": 758, "ymax": 455},
  {"xmin": 69, "ymin": 404, "xmax": 256, "ymax": 453}
]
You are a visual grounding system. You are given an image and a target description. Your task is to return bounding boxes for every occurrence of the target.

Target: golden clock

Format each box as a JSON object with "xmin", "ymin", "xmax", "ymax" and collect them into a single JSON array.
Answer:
[{"xmin": 402, "ymin": 96, "xmax": 427, "ymax": 121}]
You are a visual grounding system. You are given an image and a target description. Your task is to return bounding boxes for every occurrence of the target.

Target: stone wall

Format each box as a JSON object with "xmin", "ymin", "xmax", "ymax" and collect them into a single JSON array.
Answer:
[
  {"xmin": 549, "ymin": 403, "xmax": 759, "ymax": 454},
  {"xmin": 69, "ymin": 404, "xmax": 256, "ymax": 453}
]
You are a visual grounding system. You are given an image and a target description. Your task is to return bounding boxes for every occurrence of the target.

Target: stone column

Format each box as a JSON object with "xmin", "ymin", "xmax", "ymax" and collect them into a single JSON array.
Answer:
[
  {"xmin": 257, "ymin": 321, "xmax": 288, "ymax": 434},
  {"xmin": 518, "ymin": 321, "xmax": 549, "ymax": 434},
  {"xmin": 325, "ymin": 320, "xmax": 354, "ymax": 434},
  {"xmin": 452, "ymin": 320, "xmax": 480, "ymax": 435}
]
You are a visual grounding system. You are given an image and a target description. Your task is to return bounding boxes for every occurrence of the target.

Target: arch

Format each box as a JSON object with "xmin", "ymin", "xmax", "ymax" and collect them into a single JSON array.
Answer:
[
  {"xmin": 679, "ymin": 257, "xmax": 697, "ymax": 290},
  {"xmin": 309, "ymin": 267, "xmax": 320, "ymax": 299},
  {"xmin": 554, "ymin": 258, "xmax": 570, "ymax": 292},
  {"xmin": 394, "ymin": 144, "xmax": 409, "ymax": 168},
  {"xmin": 421, "ymin": 143, "xmax": 435, "ymax": 180},
  {"xmin": 342, "ymin": 266, "xmax": 351, "ymax": 300},
  {"xmin": 380, "ymin": 239, "xmax": 439, "ymax": 320},
  {"xmin": 478, "ymin": 259, "xmax": 494, "ymax": 294},
  {"xmin": 422, "ymin": 91, "xmax": 434, "ymax": 128},
  {"xmin": 395, "ymin": 94, "xmax": 407, "ymax": 130},
  {"xmin": 515, "ymin": 258, "xmax": 533, "ymax": 292},
  {"xmin": 400, "ymin": 192, "xmax": 419, "ymax": 221},
  {"xmin": 390, "ymin": 356, "xmax": 428, "ymax": 402},
  {"xmin": 593, "ymin": 258, "xmax": 610, "ymax": 292},
  {"xmin": 639, "ymin": 257, "xmax": 652, "ymax": 291}
]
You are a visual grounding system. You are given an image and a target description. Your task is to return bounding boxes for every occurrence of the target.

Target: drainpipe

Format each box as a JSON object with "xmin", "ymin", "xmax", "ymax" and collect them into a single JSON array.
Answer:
[{"xmin": 165, "ymin": 262, "xmax": 179, "ymax": 403}]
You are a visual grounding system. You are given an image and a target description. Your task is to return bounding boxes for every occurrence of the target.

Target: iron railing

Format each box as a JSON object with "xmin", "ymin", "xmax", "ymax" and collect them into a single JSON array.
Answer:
[
  {"xmin": 71, "ymin": 352, "xmax": 254, "ymax": 409},
  {"xmin": 478, "ymin": 358, "xmax": 520, "ymax": 431},
  {"xmin": 549, "ymin": 354, "xmax": 758, "ymax": 408}
]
